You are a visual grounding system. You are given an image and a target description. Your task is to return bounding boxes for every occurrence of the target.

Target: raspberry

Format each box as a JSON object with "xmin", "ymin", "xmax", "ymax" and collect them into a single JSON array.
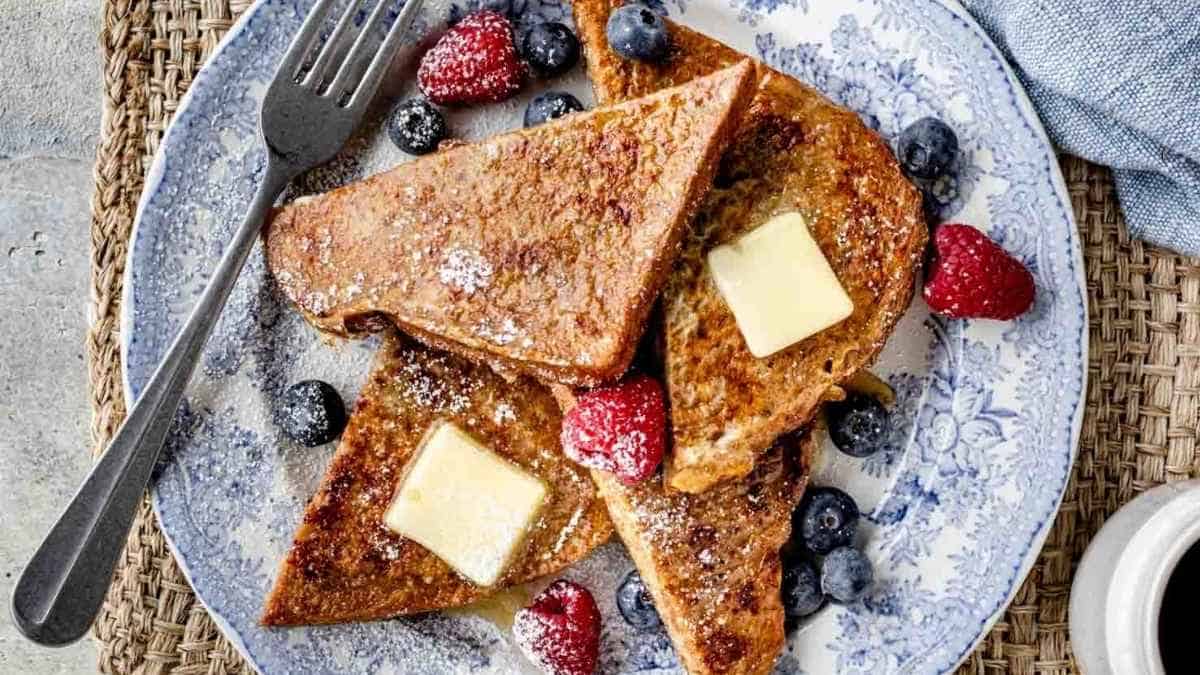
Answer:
[
  {"xmin": 513, "ymin": 580, "xmax": 601, "ymax": 675},
  {"xmin": 923, "ymin": 223, "xmax": 1035, "ymax": 320},
  {"xmin": 560, "ymin": 374, "xmax": 666, "ymax": 484},
  {"xmin": 417, "ymin": 10, "xmax": 525, "ymax": 105}
]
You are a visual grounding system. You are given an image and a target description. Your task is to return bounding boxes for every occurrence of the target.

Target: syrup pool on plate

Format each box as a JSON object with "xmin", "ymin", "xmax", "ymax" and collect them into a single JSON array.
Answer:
[{"xmin": 451, "ymin": 583, "xmax": 534, "ymax": 630}]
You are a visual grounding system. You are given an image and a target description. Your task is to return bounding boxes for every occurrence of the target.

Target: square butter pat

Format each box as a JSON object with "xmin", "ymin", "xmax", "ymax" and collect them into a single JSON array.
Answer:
[
  {"xmin": 707, "ymin": 212, "xmax": 853, "ymax": 358},
  {"xmin": 383, "ymin": 421, "xmax": 548, "ymax": 587}
]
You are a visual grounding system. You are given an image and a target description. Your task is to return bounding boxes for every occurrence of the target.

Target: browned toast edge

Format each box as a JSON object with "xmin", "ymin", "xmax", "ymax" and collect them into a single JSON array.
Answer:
[
  {"xmin": 261, "ymin": 336, "xmax": 613, "ymax": 626},
  {"xmin": 573, "ymin": 0, "xmax": 925, "ymax": 492},
  {"xmin": 552, "ymin": 384, "xmax": 815, "ymax": 675},
  {"xmin": 266, "ymin": 61, "xmax": 760, "ymax": 389}
]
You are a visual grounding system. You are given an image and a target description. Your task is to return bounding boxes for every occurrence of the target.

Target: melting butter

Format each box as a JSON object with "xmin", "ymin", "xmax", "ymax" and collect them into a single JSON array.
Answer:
[{"xmin": 452, "ymin": 584, "xmax": 534, "ymax": 630}]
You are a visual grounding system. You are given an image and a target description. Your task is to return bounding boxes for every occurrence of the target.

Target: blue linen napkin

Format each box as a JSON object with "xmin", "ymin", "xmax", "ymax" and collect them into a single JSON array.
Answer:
[{"xmin": 960, "ymin": 0, "xmax": 1200, "ymax": 255}]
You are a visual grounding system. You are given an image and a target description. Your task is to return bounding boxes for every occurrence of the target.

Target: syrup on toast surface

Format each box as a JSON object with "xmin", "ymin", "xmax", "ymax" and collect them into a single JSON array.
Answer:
[
  {"xmin": 553, "ymin": 385, "xmax": 815, "ymax": 675},
  {"xmin": 261, "ymin": 334, "xmax": 612, "ymax": 626},
  {"xmin": 264, "ymin": 62, "xmax": 756, "ymax": 388},
  {"xmin": 574, "ymin": 0, "xmax": 926, "ymax": 492}
]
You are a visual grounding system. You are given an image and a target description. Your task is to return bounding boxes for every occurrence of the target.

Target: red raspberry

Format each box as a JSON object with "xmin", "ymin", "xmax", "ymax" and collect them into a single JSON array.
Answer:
[
  {"xmin": 417, "ymin": 10, "xmax": 525, "ymax": 105},
  {"xmin": 924, "ymin": 223, "xmax": 1035, "ymax": 320},
  {"xmin": 560, "ymin": 374, "xmax": 666, "ymax": 484},
  {"xmin": 513, "ymin": 580, "xmax": 601, "ymax": 675}
]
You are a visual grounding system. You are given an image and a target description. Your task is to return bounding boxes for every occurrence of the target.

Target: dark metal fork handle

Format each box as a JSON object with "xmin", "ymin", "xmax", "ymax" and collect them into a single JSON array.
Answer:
[
  {"xmin": 12, "ymin": 0, "xmax": 425, "ymax": 648},
  {"xmin": 10, "ymin": 159, "xmax": 291, "ymax": 647}
]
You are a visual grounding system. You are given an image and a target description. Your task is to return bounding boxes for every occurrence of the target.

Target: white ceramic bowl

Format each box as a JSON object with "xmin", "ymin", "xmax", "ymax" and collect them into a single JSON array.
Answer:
[{"xmin": 1070, "ymin": 479, "xmax": 1200, "ymax": 675}]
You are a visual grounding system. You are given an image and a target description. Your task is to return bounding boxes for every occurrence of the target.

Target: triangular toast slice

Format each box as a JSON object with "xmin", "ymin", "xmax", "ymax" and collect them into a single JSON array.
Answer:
[
  {"xmin": 264, "ymin": 62, "xmax": 756, "ymax": 388},
  {"xmin": 552, "ymin": 385, "xmax": 816, "ymax": 675},
  {"xmin": 261, "ymin": 334, "xmax": 612, "ymax": 626},
  {"xmin": 574, "ymin": 0, "xmax": 926, "ymax": 492}
]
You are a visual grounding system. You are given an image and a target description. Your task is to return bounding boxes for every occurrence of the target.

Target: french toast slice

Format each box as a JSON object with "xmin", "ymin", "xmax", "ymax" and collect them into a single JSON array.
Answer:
[
  {"xmin": 553, "ymin": 385, "xmax": 815, "ymax": 675},
  {"xmin": 574, "ymin": 0, "xmax": 926, "ymax": 492},
  {"xmin": 261, "ymin": 333, "xmax": 612, "ymax": 626},
  {"xmin": 264, "ymin": 61, "xmax": 756, "ymax": 388}
]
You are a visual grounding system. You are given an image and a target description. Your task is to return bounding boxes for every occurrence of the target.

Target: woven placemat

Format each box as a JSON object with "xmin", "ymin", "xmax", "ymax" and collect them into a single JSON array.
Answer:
[{"xmin": 86, "ymin": 1, "xmax": 1200, "ymax": 673}]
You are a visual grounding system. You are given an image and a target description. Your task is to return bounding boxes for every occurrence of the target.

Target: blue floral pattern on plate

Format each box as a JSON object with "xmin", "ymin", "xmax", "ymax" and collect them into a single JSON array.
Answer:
[{"xmin": 122, "ymin": 0, "xmax": 1087, "ymax": 672}]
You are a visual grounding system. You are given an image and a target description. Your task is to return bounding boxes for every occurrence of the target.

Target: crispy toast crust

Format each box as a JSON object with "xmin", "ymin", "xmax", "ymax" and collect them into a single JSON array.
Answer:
[
  {"xmin": 261, "ymin": 335, "xmax": 612, "ymax": 626},
  {"xmin": 552, "ymin": 385, "xmax": 814, "ymax": 675},
  {"xmin": 264, "ymin": 62, "xmax": 756, "ymax": 388},
  {"xmin": 574, "ymin": 0, "xmax": 926, "ymax": 492}
]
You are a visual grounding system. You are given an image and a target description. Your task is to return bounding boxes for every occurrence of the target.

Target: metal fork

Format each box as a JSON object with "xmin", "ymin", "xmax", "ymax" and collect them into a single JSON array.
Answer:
[{"xmin": 11, "ymin": 0, "xmax": 424, "ymax": 646}]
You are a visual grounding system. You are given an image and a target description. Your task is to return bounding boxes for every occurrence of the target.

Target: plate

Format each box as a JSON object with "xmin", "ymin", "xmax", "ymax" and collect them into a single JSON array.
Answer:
[{"xmin": 122, "ymin": 0, "xmax": 1087, "ymax": 672}]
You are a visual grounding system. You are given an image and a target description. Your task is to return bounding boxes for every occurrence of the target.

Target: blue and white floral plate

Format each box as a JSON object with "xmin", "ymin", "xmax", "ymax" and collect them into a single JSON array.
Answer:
[{"xmin": 122, "ymin": 0, "xmax": 1087, "ymax": 672}]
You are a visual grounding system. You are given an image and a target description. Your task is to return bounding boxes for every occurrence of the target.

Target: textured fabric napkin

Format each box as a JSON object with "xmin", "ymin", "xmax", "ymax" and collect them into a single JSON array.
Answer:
[{"xmin": 961, "ymin": 0, "xmax": 1200, "ymax": 255}]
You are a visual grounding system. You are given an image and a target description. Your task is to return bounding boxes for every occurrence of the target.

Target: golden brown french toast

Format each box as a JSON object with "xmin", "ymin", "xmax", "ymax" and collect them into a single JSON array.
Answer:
[
  {"xmin": 553, "ymin": 384, "xmax": 815, "ymax": 675},
  {"xmin": 261, "ymin": 333, "xmax": 612, "ymax": 626},
  {"xmin": 574, "ymin": 0, "xmax": 927, "ymax": 492},
  {"xmin": 264, "ymin": 62, "xmax": 756, "ymax": 388}
]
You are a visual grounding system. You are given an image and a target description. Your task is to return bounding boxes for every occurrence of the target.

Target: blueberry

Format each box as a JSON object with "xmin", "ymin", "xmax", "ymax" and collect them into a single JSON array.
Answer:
[
  {"xmin": 275, "ymin": 380, "xmax": 347, "ymax": 447},
  {"xmin": 927, "ymin": 172, "xmax": 960, "ymax": 204},
  {"xmin": 450, "ymin": 0, "xmax": 510, "ymax": 23},
  {"xmin": 606, "ymin": 4, "xmax": 670, "ymax": 62},
  {"xmin": 795, "ymin": 487, "xmax": 859, "ymax": 555},
  {"xmin": 781, "ymin": 557, "xmax": 826, "ymax": 618},
  {"xmin": 827, "ymin": 394, "xmax": 890, "ymax": 458},
  {"xmin": 524, "ymin": 91, "xmax": 585, "ymax": 127},
  {"xmin": 616, "ymin": 570, "xmax": 662, "ymax": 630},
  {"xmin": 478, "ymin": 0, "xmax": 512, "ymax": 15},
  {"xmin": 920, "ymin": 186, "xmax": 941, "ymax": 227},
  {"xmin": 522, "ymin": 22, "xmax": 580, "ymax": 77},
  {"xmin": 820, "ymin": 547, "xmax": 874, "ymax": 604},
  {"xmin": 387, "ymin": 98, "xmax": 448, "ymax": 156},
  {"xmin": 897, "ymin": 117, "xmax": 958, "ymax": 179}
]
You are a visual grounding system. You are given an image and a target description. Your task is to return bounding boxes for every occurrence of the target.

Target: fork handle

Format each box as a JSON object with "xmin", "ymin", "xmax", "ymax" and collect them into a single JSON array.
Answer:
[{"xmin": 11, "ymin": 159, "xmax": 291, "ymax": 646}]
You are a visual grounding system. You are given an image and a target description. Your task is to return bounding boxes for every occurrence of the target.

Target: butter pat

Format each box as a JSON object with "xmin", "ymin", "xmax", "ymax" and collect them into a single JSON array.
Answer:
[
  {"xmin": 707, "ymin": 212, "xmax": 853, "ymax": 358},
  {"xmin": 383, "ymin": 421, "xmax": 548, "ymax": 587}
]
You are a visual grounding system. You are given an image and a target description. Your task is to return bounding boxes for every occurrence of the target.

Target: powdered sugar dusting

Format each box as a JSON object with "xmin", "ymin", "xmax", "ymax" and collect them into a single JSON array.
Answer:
[
  {"xmin": 630, "ymin": 494, "xmax": 690, "ymax": 545},
  {"xmin": 547, "ymin": 504, "xmax": 586, "ymax": 560},
  {"xmin": 476, "ymin": 317, "xmax": 521, "ymax": 346},
  {"xmin": 417, "ymin": 10, "xmax": 525, "ymax": 106},
  {"xmin": 395, "ymin": 349, "xmax": 484, "ymax": 415},
  {"xmin": 439, "ymin": 247, "xmax": 494, "ymax": 294},
  {"xmin": 610, "ymin": 429, "xmax": 648, "ymax": 476},
  {"xmin": 303, "ymin": 291, "xmax": 328, "ymax": 314},
  {"xmin": 560, "ymin": 375, "xmax": 666, "ymax": 484},
  {"xmin": 367, "ymin": 525, "xmax": 403, "ymax": 562},
  {"xmin": 493, "ymin": 402, "xmax": 517, "ymax": 425},
  {"xmin": 316, "ymin": 228, "xmax": 333, "ymax": 266},
  {"xmin": 513, "ymin": 610, "xmax": 559, "ymax": 674},
  {"xmin": 512, "ymin": 581, "xmax": 600, "ymax": 675}
]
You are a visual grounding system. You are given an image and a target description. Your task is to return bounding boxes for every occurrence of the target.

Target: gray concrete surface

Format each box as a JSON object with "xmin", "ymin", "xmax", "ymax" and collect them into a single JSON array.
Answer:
[{"xmin": 0, "ymin": 1, "xmax": 107, "ymax": 672}]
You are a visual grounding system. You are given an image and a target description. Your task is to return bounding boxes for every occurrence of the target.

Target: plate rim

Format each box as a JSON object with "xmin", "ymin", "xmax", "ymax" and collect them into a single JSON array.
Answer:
[
  {"xmin": 117, "ymin": 5, "xmax": 271, "ymax": 670},
  {"xmin": 118, "ymin": 0, "xmax": 1090, "ymax": 672},
  {"xmin": 910, "ymin": 2, "xmax": 1089, "ymax": 669}
]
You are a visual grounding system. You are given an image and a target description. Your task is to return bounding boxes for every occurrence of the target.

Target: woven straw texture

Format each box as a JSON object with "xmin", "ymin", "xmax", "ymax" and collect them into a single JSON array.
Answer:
[{"xmin": 86, "ymin": 1, "xmax": 1200, "ymax": 673}]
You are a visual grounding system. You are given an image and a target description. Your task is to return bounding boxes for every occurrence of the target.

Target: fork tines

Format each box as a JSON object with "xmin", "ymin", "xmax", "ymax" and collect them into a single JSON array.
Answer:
[{"xmin": 283, "ymin": 0, "xmax": 424, "ymax": 109}]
